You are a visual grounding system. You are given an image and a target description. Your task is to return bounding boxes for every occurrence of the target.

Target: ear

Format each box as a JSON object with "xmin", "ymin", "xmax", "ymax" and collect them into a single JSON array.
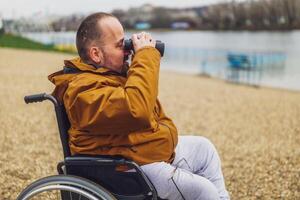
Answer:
[{"xmin": 89, "ymin": 46, "xmax": 103, "ymax": 64}]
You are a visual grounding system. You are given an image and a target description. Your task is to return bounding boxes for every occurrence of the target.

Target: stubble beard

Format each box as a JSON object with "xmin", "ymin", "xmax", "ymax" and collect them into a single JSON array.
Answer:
[{"xmin": 102, "ymin": 50, "xmax": 128, "ymax": 73}]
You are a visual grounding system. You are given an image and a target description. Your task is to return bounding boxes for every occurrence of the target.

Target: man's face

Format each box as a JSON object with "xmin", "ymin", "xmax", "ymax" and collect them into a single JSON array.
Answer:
[{"xmin": 97, "ymin": 17, "xmax": 130, "ymax": 73}]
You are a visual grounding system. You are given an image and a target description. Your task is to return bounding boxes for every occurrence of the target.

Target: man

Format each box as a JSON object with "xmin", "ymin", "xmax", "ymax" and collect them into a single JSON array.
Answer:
[{"xmin": 49, "ymin": 12, "xmax": 230, "ymax": 200}]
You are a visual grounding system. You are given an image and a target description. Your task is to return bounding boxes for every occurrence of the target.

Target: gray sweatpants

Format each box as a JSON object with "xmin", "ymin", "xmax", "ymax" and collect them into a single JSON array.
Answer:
[{"xmin": 141, "ymin": 136, "xmax": 230, "ymax": 200}]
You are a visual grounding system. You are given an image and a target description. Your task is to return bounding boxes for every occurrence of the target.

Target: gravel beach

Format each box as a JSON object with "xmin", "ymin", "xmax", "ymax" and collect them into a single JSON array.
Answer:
[{"xmin": 0, "ymin": 47, "xmax": 299, "ymax": 199}]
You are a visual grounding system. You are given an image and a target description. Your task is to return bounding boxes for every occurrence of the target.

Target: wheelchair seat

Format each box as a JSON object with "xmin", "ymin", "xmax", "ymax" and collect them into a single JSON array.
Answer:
[{"xmin": 63, "ymin": 155, "xmax": 155, "ymax": 199}]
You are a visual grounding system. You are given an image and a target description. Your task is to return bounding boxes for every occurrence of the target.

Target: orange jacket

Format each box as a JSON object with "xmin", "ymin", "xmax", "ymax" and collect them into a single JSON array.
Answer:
[{"xmin": 48, "ymin": 47, "xmax": 178, "ymax": 165}]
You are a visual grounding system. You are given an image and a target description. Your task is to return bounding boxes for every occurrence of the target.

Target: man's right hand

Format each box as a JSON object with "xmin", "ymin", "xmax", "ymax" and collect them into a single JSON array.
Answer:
[{"xmin": 132, "ymin": 32, "xmax": 155, "ymax": 52}]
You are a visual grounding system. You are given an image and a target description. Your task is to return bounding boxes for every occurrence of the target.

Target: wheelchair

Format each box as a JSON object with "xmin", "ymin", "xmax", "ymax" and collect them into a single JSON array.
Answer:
[{"xmin": 17, "ymin": 93, "xmax": 164, "ymax": 200}]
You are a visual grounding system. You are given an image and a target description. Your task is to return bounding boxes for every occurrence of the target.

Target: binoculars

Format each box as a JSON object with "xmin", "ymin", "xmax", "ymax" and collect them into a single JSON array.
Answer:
[{"xmin": 124, "ymin": 39, "xmax": 165, "ymax": 57}]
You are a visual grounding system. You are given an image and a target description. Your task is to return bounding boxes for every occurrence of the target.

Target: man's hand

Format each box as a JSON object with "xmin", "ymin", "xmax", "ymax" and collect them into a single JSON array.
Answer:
[{"xmin": 132, "ymin": 32, "xmax": 155, "ymax": 52}]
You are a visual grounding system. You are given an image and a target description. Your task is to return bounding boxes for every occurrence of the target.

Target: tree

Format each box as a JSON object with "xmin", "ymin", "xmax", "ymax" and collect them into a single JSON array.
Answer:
[{"xmin": 150, "ymin": 7, "xmax": 172, "ymax": 28}]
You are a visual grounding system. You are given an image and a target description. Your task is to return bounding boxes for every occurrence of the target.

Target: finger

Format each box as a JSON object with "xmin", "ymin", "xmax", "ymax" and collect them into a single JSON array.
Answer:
[
  {"xmin": 151, "ymin": 39, "xmax": 156, "ymax": 46},
  {"xmin": 132, "ymin": 34, "xmax": 139, "ymax": 43},
  {"xmin": 136, "ymin": 32, "xmax": 141, "ymax": 39},
  {"xmin": 145, "ymin": 33, "xmax": 152, "ymax": 41},
  {"xmin": 139, "ymin": 32, "xmax": 146, "ymax": 40}
]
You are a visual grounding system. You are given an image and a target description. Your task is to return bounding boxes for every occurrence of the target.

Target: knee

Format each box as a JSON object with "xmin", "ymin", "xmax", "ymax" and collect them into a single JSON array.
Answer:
[
  {"xmin": 192, "ymin": 136, "xmax": 222, "ymax": 174},
  {"xmin": 183, "ymin": 136, "xmax": 216, "ymax": 149},
  {"xmin": 197, "ymin": 178, "xmax": 220, "ymax": 200}
]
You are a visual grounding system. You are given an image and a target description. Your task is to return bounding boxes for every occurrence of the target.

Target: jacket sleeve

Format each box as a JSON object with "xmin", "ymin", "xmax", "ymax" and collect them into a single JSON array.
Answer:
[{"xmin": 65, "ymin": 47, "xmax": 161, "ymax": 135}]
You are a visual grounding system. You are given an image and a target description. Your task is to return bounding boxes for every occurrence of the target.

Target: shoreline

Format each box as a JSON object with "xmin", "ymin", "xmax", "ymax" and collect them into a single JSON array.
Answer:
[
  {"xmin": 1, "ymin": 46, "xmax": 298, "ymax": 94},
  {"xmin": 161, "ymin": 68, "xmax": 300, "ymax": 94}
]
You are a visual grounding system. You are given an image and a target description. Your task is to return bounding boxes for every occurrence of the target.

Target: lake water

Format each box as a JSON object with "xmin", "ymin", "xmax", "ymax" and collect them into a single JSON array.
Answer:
[{"xmin": 21, "ymin": 31, "xmax": 300, "ymax": 91}]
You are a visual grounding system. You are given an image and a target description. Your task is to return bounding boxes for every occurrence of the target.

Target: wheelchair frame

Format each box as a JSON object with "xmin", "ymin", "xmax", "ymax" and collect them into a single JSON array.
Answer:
[{"xmin": 18, "ymin": 93, "xmax": 161, "ymax": 200}]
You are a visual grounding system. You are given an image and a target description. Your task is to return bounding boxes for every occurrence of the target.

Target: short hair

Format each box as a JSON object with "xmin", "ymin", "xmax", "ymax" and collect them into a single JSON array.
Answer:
[{"xmin": 76, "ymin": 12, "xmax": 115, "ymax": 62}]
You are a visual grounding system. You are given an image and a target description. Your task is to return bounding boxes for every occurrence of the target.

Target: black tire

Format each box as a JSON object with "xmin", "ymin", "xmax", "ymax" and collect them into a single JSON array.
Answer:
[{"xmin": 17, "ymin": 175, "xmax": 117, "ymax": 200}]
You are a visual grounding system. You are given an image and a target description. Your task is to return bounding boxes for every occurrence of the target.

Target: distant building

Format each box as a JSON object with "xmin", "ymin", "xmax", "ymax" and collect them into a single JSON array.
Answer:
[
  {"xmin": 169, "ymin": 9, "xmax": 198, "ymax": 20},
  {"xmin": 134, "ymin": 22, "xmax": 151, "ymax": 30},
  {"xmin": 112, "ymin": 4, "xmax": 206, "ymax": 29},
  {"xmin": 126, "ymin": 4, "xmax": 154, "ymax": 27},
  {"xmin": 171, "ymin": 22, "xmax": 190, "ymax": 30},
  {"xmin": 3, "ymin": 18, "xmax": 52, "ymax": 34},
  {"xmin": 169, "ymin": 8, "xmax": 199, "ymax": 29},
  {"xmin": 51, "ymin": 14, "xmax": 84, "ymax": 31}
]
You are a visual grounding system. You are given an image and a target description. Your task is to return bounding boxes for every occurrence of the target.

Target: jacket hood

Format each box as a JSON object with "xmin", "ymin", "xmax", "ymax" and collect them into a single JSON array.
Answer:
[{"xmin": 48, "ymin": 57, "xmax": 113, "ymax": 102}]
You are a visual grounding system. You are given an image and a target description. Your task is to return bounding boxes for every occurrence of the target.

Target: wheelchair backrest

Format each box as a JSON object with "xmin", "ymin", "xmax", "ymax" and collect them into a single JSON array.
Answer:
[
  {"xmin": 53, "ymin": 102, "xmax": 71, "ymax": 158},
  {"xmin": 24, "ymin": 93, "xmax": 71, "ymax": 157}
]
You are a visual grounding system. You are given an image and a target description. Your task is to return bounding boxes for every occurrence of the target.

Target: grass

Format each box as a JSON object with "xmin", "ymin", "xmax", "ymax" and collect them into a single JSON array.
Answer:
[{"xmin": 0, "ymin": 33, "xmax": 76, "ymax": 54}]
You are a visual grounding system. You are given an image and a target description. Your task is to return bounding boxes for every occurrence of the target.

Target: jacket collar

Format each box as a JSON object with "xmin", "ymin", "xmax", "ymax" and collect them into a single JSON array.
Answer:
[{"xmin": 64, "ymin": 57, "xmax": 126, "ymax": 77}]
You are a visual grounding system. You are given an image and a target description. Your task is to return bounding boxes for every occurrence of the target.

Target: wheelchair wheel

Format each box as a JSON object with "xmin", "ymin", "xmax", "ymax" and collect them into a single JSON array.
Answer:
[{"xmin": 17, "ymin": 175, "xmax": 117, "ymax": 200}]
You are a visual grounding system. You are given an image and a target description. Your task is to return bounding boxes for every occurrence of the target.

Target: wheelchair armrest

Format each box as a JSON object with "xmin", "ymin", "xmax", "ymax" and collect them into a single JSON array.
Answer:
[
  {"xmin": 65, "ymin": 155, "xmax": 128, "ymax": 166},
  {"xmin": 65, "ymin": 155, "xmax": 147, "ymax": 180}
]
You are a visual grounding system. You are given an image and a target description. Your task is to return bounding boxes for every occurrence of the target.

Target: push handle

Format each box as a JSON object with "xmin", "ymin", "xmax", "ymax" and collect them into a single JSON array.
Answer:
[{"xmin": 24, "ymin": 93, "xmax": 47, "ymax": 104}]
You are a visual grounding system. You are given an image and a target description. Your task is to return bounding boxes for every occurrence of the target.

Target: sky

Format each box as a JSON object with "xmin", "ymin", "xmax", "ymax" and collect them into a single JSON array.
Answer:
[{"xmin": 0, "ymin": 0, "xmax": 228, "ymax": 19}]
